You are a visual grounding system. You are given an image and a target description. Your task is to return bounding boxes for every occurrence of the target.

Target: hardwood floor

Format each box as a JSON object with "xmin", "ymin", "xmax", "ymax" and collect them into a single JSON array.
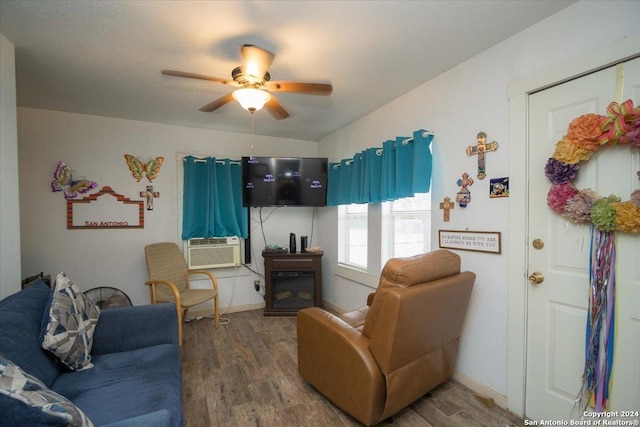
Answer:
[{"xmin": 180, "ymin": 309, "xmax": 524, "ymax": 427}]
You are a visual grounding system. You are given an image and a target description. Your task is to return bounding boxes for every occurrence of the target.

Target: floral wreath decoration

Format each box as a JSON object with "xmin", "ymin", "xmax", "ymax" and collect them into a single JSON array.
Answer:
[{"xmin": 545, "ymin": 99, "xmax": 640, "ymax": 234}]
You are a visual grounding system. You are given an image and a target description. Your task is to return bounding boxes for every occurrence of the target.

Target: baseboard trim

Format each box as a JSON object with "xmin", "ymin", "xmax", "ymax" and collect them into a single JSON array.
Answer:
[
  {"xmin": 452, "ymin": 371, "xmax": 508, "ymax": 410},
  {"xmin": 188, "ymin": 302, "xmax": 265, "ymax": 318},
  {"xmin": 322, "ymin": 300, "xmax": 344, "ymax": 314}
]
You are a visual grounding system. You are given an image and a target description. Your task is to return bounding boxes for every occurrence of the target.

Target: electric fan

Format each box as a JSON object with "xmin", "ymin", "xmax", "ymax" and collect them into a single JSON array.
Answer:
[{"xmin": 83, "ymin": 287, "xmax": 132, "ymax": 310}]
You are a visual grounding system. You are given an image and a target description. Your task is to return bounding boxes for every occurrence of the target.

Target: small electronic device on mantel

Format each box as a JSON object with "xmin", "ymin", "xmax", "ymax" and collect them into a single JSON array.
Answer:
[
  {"xmin": 289, "ymin": 233, "xmax": 297, "ymax": 253},
  {"xmin": 262, "ymin": 245, "xmax": 287, "ymax": 255}
]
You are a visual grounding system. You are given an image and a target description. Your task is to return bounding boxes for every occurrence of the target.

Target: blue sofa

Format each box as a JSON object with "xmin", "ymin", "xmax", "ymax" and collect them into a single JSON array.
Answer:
[{"xmin": 0, "ymin": 281, "xmax": 183, "ymax": 427}]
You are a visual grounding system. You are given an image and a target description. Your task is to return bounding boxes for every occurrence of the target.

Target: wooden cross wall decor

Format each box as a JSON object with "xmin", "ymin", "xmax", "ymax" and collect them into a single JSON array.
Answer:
[
  {"xmin": 140, "ymin": 185, "xmax": 159, "ymax": 211},
  {"xmin": 439, "ymin": 197, "xmax": 454, "ymax": 222},
  {"xmin": 466, "ymin": 131, "xmax": 498, "ymax": 180}
]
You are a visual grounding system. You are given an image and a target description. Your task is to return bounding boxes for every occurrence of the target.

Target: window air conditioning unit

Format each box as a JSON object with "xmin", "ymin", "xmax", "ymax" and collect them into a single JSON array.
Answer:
[{"xmin": 187, "ymin": 237, "xmax": 241, "ymax": 269}]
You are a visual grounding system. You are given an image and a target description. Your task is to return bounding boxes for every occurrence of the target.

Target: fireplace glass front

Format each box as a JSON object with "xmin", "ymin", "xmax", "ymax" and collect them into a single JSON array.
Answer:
[{"xmin": 270, "ymin": 271, "xmax": 315, "ymax": 309}]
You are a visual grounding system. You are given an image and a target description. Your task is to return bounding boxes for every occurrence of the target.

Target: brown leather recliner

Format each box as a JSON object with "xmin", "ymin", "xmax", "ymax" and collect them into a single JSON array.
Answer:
[{"xmin": 296, "ymin": 250, "xmax": 475, "ymax": 426}]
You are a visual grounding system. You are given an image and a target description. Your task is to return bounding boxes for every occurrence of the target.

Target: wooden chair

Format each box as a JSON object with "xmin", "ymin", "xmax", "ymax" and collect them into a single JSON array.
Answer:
[{"xmin": 144, "ymin": 242, "xmax": 219, "ymax": 346}]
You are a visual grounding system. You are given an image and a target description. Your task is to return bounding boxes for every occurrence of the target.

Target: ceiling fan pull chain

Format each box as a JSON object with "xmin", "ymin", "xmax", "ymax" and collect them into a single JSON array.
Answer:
[{"xmin": 250, "ymin": 112, "xmax": 255, "ymax": 159}]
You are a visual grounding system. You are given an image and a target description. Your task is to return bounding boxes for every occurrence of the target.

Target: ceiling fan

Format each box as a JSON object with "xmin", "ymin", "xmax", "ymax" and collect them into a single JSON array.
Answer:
[{"xmin": 161, "ymin": 44, "xmax": 332, "ymax": 120}]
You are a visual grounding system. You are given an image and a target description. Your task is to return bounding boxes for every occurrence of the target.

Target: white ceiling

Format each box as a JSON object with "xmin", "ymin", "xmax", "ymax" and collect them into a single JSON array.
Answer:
[{"xmin": 0, "ymin": 0, "xmax": 575, "ymax": 142}]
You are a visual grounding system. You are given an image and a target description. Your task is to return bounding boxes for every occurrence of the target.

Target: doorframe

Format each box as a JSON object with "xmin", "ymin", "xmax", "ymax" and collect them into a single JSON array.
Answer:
[{"xmin": 506, "ymin": 34, "xmax": 640, "ymax": 417}]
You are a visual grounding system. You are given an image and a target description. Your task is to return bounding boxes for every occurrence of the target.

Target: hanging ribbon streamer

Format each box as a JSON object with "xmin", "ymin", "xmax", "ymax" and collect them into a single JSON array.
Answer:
[{"xmin": 577, "ymin": 227, "xmax": 616, "ymax": 412}]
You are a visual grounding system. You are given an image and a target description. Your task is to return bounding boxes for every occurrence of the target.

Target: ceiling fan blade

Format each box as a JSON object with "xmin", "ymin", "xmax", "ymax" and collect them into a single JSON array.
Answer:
[
  {"xmin": 161, "ymin": 69, "xmax": 237, "ymax": 86},
  {"xmin": 265, "ymin": 97, "xmax": 290, "ymax": 120},
  {"xmin": 266, "ymin": 81, "xmax": 333, "ymax": 96},
  {"xmin": 240, "ymin": 45, "xmax": 275, "ymax": 80},
  {"xmin": 199, "ymin": 93, "xmax": 235, "ymax": 112}
]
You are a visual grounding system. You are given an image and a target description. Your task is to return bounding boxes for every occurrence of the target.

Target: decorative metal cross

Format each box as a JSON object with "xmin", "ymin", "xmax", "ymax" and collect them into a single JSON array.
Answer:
[
  {"xmin": 466, "ymin": 131, "xmax": 498, "ymax": 180},
  {"xmin": 456, "ymin": 172, "xmax": 474, "ymax": 208},
  {"xmin": 439, "ymin": 196, "xmax": 455, "ymax": 222},
  {"xmin": 140, "ymin": 185, "xmax": 159, "ymax": 211}
]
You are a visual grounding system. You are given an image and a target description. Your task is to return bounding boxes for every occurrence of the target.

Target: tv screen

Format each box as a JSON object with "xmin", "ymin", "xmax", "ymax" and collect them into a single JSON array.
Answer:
[{"xmin": 242, "ymin": 157, "xmax": 328, "ymax": 207}]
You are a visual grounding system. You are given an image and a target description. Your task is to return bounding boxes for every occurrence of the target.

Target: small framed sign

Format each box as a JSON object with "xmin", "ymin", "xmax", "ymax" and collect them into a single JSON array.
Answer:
[
  {"xmin": 438, "ymin": 230, "xmax": 501, "ymax": 254},
  {"xmin": 67, "ymin": 186, "xmax": 144, "ymax": 229}
]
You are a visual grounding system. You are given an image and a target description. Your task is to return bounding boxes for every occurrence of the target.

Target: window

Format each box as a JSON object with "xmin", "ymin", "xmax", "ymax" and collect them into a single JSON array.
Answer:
[
  {"xmin": 381, "ymin": 193, "xmax": 431, "ymax": 265},
  {"xmin": 337, "ymin": 192, "xmax": 431, "ymax": 284},
  {"xmin": 338, "ymin": 203, "xmax": 368, "ymax": 269}
]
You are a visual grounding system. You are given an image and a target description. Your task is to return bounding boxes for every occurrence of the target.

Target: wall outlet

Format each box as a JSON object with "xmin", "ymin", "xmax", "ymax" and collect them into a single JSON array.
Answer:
[{"xmin": 253, "ymin": 279, "xmax": 260, "ymax": 292}]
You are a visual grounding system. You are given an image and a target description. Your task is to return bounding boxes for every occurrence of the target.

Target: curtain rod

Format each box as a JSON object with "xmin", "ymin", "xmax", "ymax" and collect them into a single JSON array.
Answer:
[
  {"xmin": 183, "ymin": 157, "xmax": 241, "ymax": 165},
  {"xmin": 333, "ymin": 130, "xmax": 434, "ymax": 168},
  {"xmin": 401, "ymin": 129, "xmax": 434, "ymax": 145}
]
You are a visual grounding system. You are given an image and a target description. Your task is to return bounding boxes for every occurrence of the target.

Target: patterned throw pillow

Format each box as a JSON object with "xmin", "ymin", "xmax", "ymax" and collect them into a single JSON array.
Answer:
[
  {"xmin": 41, "ymin": 273, "xmax": 100, "ymax": 371},
  {"xmin": 0, "ymin": 354, "xmax": 94, "ymax": 427}
]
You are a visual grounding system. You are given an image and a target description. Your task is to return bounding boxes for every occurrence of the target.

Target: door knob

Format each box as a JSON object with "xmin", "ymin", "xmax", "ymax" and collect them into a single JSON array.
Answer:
[{"xmin": 528, "ymin": 272, "xmax": 544, "ymax": 284}]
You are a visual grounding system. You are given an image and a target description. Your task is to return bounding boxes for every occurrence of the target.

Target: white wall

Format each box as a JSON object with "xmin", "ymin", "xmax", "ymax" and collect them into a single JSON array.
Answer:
[
  {"xmin": 0, "ymin": 34, "xmax": 21, "ymax": 297},
  {"xmin": 17, "ymin": 107, "xmax": 319, "ymax": 311},
  {"xmin": 316, "ymin": 0, "xmax": 640, "ymax": 401}
]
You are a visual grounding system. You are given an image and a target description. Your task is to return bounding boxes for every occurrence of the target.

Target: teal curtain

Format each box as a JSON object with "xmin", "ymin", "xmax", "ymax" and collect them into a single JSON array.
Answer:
[
  {"xmin": 380, "ymin": 139, "xmax": 396, "ymax": 201},
  {"xmin": 366, "ymin": 147, "xmax": 383, "ymax": 203},
  {"xmin": 327, "ymin": 129, "xmax": 433, "ymax": 206},
  {"xmin": 412, "ymin": 129, "xmax": 433, "ymax": 194},
  {"xmin": 182, "ymin": 156, "xmax": 248, "ymax": 240}
]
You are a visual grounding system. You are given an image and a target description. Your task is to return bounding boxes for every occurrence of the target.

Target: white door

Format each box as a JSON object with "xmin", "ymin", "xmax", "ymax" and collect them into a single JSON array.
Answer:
[{"xmin": 526, "ymin": 58, "xmax": 640, "ymax": 420}]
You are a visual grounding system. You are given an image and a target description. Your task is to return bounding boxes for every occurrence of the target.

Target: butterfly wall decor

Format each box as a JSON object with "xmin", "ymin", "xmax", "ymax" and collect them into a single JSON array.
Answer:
[
  {"xmin": 51, "ymin": 161, "xmax": 98, "ymax": 199},
  {"xmin": 124, "ymin": 155, "xmax": 164, "ymax": 182}
]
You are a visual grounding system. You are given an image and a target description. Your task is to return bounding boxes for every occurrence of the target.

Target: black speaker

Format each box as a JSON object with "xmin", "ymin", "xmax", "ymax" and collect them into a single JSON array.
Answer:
[
  {"xmin": 289, "ymin": 233, "xmax": 296, "ymax": 254},
  {"xmin": 300, "ymin": 236, "xmax": 308, "ymax": 253}
]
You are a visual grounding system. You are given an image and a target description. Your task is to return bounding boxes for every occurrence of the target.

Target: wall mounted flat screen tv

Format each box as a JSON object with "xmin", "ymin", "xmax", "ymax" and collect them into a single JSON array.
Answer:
[{"xmin": 242, "ymin": 157, "xmax": 328, "ymax": 207}]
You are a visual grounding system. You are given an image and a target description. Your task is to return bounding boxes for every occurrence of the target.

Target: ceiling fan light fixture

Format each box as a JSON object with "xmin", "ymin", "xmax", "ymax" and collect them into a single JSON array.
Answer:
[{"xmin": 232, "ymin": 88, "xmax": 271, "ymax": 112}]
